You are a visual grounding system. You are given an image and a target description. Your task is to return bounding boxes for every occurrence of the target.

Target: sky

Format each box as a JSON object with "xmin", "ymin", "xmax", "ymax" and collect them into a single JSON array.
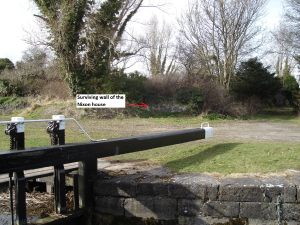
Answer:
[{"xmin": 0, "ymin": 0, "xmax": 285, "ymax": 65}]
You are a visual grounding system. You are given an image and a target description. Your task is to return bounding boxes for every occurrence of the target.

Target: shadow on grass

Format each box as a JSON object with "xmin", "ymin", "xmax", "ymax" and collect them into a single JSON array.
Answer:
[{"xmin": 163, "ymin": 143, "xmax": 242, "ymax": 172}]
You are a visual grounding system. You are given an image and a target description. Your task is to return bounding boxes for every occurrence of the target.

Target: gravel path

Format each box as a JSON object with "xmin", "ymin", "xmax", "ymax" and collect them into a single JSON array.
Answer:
[{"xmin": 212, "ymin": 121, "xmax": 300, "ymax": 142}]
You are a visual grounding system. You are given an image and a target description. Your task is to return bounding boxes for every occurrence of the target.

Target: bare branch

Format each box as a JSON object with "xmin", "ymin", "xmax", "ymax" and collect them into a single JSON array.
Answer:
[
  {"xmin": 33, "ymin": 14, "xmax": 49, "ymax": 23},
  {"xmin": 178, "ymin": 0, "xmax": 267, "ymax": 89}
]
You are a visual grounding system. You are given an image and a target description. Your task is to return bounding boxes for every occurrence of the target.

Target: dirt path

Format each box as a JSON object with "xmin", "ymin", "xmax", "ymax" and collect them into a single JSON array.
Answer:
[{"xmin": 212, "ymin": 120, "xmax": 300, "ymax": 142}]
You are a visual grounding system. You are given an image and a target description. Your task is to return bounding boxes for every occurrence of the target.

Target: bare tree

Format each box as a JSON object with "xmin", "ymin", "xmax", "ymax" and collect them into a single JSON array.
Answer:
[
  {"xmin": 271, "ymin": 22, "xmax": 297, "ymax": 77},
  {"xmin": 178, "ymin": 0, "xmax": 267, "ymax": 89},
  {"xmin": 139, "ymin": 16, "xmax": 179, "ymax": 77},
  {"xmin": 283, "ymin": 0, "xmax": 300, "ymax": 63},
  {"xmin": 270, "ymin": 0, "xmax": 300, "ymax": 78},
  {"xmin": 177, "ymin": 36, "xmax": 214, "ymax": 86}
]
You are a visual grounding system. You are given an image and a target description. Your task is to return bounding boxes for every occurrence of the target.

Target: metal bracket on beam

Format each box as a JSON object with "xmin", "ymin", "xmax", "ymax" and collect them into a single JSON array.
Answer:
[
  {"xmin": 5, "ymin": 117, "xmax": 25, "ymax": 150},
  {"xmin": 201, "ymin": 122, "xmax": 213, "ymax": 139}
]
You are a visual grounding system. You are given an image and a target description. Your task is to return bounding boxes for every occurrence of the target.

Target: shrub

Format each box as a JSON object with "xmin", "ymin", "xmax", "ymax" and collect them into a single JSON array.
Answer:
[
  {"xmin": 282, "ymin": 74, "xmax": 299, "ymax": 111},
  {"xmin": 0, "ymin": 79, "xmax": 11, "ymax": 96},
  {"xmin": 0, "ymin": 79, "xmax": 23, "ymax": 97},
  {"xmin": 203, "ymin": 113, "xmax": 225, "ymax": 120},
  {"xmin": 283, "ymin": 75, "xmax": 299, "ymax": 93},
  {"xmin": 144, "ymin": 73, "xmax": 182, "ymax": 103},
  {"xmin": 102, "ymin": 71, "xmax": 148, "ymax": 103},
  {"xmin": 175, "ymin": 87, "xmax": 205, "ymax": 112},
  {"xmin": 180, "ymin": 74, "xmax": 262, "ymax": 117}
]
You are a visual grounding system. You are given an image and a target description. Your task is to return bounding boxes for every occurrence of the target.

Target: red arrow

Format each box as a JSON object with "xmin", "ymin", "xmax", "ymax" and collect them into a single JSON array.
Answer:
[{"xmin": 126, "ymin": 102, "xmax": 148, "ymax": 109}]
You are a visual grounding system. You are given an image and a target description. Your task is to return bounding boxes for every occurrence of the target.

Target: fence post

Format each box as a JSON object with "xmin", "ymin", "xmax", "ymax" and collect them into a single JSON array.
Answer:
[
  {"xmin": 78, "ymin": 159, "xmax": 97, "ymax": 209},
  {"xmin": 14, "ymin": 171, "xmax": 26, "ymax": 225},
  {"xmin": 47, "ymin": 115, "xmax": 67, "ymax": 214},
  {"xmin": 5, "ymin": 117, "xmax": 27, "ymax": 225}
]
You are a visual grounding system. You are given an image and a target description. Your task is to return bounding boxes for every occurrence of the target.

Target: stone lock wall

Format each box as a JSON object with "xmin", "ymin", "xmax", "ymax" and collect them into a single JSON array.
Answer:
[{"xmin": 93, "ymin": 173, "xmax": 300, "ymax": 224}]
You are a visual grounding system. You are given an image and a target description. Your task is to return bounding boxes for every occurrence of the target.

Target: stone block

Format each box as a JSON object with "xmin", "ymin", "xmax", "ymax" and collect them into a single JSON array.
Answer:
[
  {"xmin": 94, "ymin": 175, "xmax": 140, "ymax": 197},
  {"xmin": 95, "ymin": 196, "xmax": 125, "ymax": 216},
  {"xmin": 168, "ymin": 174, "xmax": 219, "ymax": 200},
  {"xmin": 261, "ymin": 178, "xmax": 284, "ymax": 203},
  {"xmin": 124, "ymin": 196, "xmax": 177, "ymax": 220},
  {"xmin": 240, "ymin": 202, "xmax": 276, "ymax": 220},
  {"xmin": 136, "ymin": 177, "xmax": 168, "ymax": 196},
  {"xmin": 203, "ymin": 201, "xmax": 239, "ymax": 217},
  {"xmin": 178, "ymin": 199, "xmax": 204, "ymax": 217},
  {"xmin": 281, "ymin": 203, "xmax": 300, "ymax": 221},
  {"xmin": 261, "ymin": 177, "xmax": 296, "ymax": 203},
  {"xmin": 219, "ymin": 178, "xmax": 264, "ymax": 202},
  {"xmin": 289, "ymin": 175, "xmax": 300, "ymax": 202},
  {"xmin": 283, "ymin": 185, "xmax": 297, "ymax": 203}
]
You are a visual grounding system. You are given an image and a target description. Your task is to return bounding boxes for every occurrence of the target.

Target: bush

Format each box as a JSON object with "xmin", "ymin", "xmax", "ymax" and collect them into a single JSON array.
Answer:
[
  {"xmin": 102, "ymin": 71, "xmax": 148, "ymax": 103},
  {"xmin": 144, "ymin": 73, "xmax": 182, "ymax": 103},
  {"xmin": 282, "ymin": 74, "xmax": 299, "ymax": 111},
  {"xmin": 0, "ymin": 79, "xmax": 11, "ymax": 96},
  {"xmin": 0, "ymin": 79, "xmax": 23, "ymax": 97},
  {"xmin": 179, "ymin": 73, "xmax": 262, "ymax": 117},
  {"xmin": 175, "ymin": 87, "xmax": 205, "ymax": 112},
  {"xmin": 203, "ymin": 113, "xmax": 225, "ymax": 120}
]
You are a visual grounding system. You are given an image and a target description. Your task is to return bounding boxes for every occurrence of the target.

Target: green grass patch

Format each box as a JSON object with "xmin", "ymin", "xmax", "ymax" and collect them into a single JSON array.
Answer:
[
  {"xmin": 0, "ymin": 96, "xmax": 27, "ymax": 105},
  {"xmin": 115, "ymin": 141, "xmax": 300, "ymax": 174},
  {"xmin": 253, "ymin": 108, "xmax": 299, "ymax": 121},
  {"xmin": 0, "ymin": 96, "xmax": 14, "ymax": 104},
  {"xmin": 116, "ymin": 116, "xmax": 221, "ymax": 126},
  {"xmin": 0, "ymin": 97, "xmax": 29, "ymax": 118}
]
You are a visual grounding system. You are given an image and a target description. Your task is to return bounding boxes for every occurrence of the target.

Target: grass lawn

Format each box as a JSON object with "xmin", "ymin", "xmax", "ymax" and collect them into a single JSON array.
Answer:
[
  {"xmin": 0, "ymin": 105, "xmax": 299, "ymax": 175},
  {"xmin": 114, "ymin": 141, "xmax": 300, "ymax": 174}
]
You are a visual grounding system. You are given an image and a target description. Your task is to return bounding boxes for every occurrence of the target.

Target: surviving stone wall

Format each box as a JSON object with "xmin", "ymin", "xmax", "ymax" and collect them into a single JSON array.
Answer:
[
  {"xmin": 93, "ymin": 173, "xmax": 300, "ymax": 225},
  {"xmin": 147, "ymin": 100, "xmax": 187, "ymax": 113}
]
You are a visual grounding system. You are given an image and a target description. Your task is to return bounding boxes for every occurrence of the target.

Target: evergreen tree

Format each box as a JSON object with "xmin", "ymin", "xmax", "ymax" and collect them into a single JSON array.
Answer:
[
  {"xmin": 230, "ymin": 58, "xmax": 281, "ymax": 102},
  {"xmin": 281, "ymin": 58, "xmax": 299, "ymax": 111},
  {"xmin": 0, "ymin": 58, "xmax": 15, "ymax": 73}
]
